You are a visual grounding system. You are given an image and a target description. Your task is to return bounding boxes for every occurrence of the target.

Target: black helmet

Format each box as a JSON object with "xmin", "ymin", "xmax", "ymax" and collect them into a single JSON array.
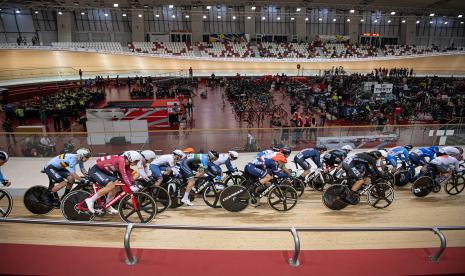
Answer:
[
  {"xmin": 403, "ymin": 144, "xmax": 413, "ymax": 151},
  {"xmin": 0, "ymin": 151, "xmax": 8, "ymax": 162},
  {"xmin": 280, "ymin": 146, "xmax": 292, "ymax": 156},
  {"xmin": 315, "ymin": 145, "xmax": 327, "ymax": 152},
  {"xmin": 208, "ymin": 150, "xmax": 219, "ymax": 160},
  {"xmin": 369, "ymin": 151, "xmax": 383, "ymax": 159},
  {"xmin": 271, "ymin": 146, "xmax": 280, "ymax": 152}
]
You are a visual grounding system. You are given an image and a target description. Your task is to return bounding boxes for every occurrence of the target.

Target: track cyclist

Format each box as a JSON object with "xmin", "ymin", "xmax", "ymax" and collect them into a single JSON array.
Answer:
[
  {"xmin": 41, "ymin": 148, "xmax": 91, "ymax": 206},
  {"xmin": 0, "ymin": 151, "xmax": 11, "ymax": 187},
  {"xmin": 439, "ymin": 146, "xmax": 464, "ymax": 161},
  {"xmin": 420, "ymin": 153, "xmax": 463, "ymax": 187},
  {"xmin": 294, "ymin": 145, "xmax": 327, "ymax": 180},
  {"xmin": 149, "ymin": 149, "xmax": 186, "ymax": 187},
  {"xmin": 132, "ymin": 150, "xmax": 157, "ymax": 181},
  {"xmin": 244, "ymin": 152, "xmax": 288, "ymax": 190},
  {"xmin": 214, "ymin": 150, "xmax": 239, "ymax": 174},
  {"xmin": 179, "ymin": 150, "xmax": 220, "ymax": 206},
  {"xmin": 385, "ymin": 144, "xmax": 414, "ymax": 172},
  {"xmin": 86, "ymin": 151, "xmax": 142, "ymax": 214},
  {"xmin": 322, "ymin": 145, "xmax": 353, "ymax": 170},
  {"xmin": 409, "ymin": 146, "xmax": 439, "ymax": 170}
]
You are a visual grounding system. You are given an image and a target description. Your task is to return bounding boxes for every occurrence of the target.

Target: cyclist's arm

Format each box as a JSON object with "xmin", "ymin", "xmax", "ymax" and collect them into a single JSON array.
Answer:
[
  {"xmin": 68, "ymin": 159, "xmax": 82, "ymax": 181},
  {"xmin": 313, "ymin": 154, "xmax": 322, "ymax": 168},
  {"xmin": 0, "ymin": 169, "xmax": 5, "ymax": 184},
  {"xmin": 136, "ymin": 160, "xmax": 149, "ymax": 180},
  {"xmin": 78, "ymin": 161, "xmax": 87, "ymax": 175},
  {"xmin": 118, "ymin": 161, "xmax": 133, "ymax": 186},
  {"xmin": 225, "ymin": 159, "xmax": 236, "ymax": 173}
]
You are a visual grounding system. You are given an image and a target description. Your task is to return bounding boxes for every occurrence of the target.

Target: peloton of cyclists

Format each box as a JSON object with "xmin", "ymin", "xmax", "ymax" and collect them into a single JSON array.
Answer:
[
  {"xmin": 214, "ymin": 150, "xmax": 239, "ymax": 174},
  {"xmin": 244, "ymin": 152, "xmax": 288, "ymax": 192},
  {"xmin": 0, "ymin": 151, "xmax": 11, "ymax": 188},
  {"xmin": 149, "ymin": 149, "xmax": 187, "ymax": 187}
]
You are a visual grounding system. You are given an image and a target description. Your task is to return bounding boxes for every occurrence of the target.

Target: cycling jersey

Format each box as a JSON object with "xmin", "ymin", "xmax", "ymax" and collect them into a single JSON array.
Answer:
[
  {"xmin": 179, "ymin": 154, "xmax": 210, "ymax": 180},
  {"xmin": 439, "ymin": 147, "xmax": 463, "ymax": 161},
  {"xmin": 245, "ymin": 157, "xmax": 286, "ymax": 179},
  {"xmin": 0, "ymin": 168, "xmax": 6, "ymax": 184},
  {"xmin": 409, "ymin": 147, "xmax": 436, "ymax": 166},
  {"xmin": 430, "ymin": 155, "xmax": 460, "ymax": 172},
  {"xmin": 257, "ymin": 149, "xmax": 277, "ymax": 159},
  {"xmin": 96, "ymin": 155, "xmax": 134, "ymax": 186},
  {"xmin": 213, "ymin": 153, "xmax": 236, "ymax": 173},
  {"xmin": 47, "ymin": 153, "xmax": 85, "ymax": 174},
  {"xmin": 386, "ymin": 146, "xmax": 411, "ymax": 167},
  {"xmin": 294, "ymin": 148, "xmax": 321, "ymax": 168},
  {"xmin": 322, "ymin": 149, "xmax": 347, "ymax": 167},
  {"xmin": 149, "ymin": 154, "xmax": 178, "ymax": 179},
  {"xmin": 342, "ymin": 153, "xmax": 380, "ymax": 179}
]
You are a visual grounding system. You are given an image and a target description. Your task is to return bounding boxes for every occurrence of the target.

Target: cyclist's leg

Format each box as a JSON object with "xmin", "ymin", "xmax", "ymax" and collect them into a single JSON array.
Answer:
[
  {"xmin": 295, "ymin": 157, "xmax": 310, "ymax": 178},
  {"xmin": 149, "ymin": 164, "xmax": 163, "ymax": 187},
  {"xmin": 179, "ymin": 164, "xmax": 195, "ymax": 205},
  {"xmin": 43, "ymin": 165, "xmax": 67, "ymax": 205},
  {"xmin": 86, "ymin": 165, "xmax": 118, "ymax": 213}
]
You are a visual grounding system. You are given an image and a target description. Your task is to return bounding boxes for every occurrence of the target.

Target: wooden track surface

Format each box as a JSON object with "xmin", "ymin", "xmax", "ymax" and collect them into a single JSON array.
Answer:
[
  {"xmin": 1, "ymin": 50, "xmax": 465, "ymax": 78},
  {"xmin": 1, "ymin": 187, "xmax": 465, "ymax": 251}
]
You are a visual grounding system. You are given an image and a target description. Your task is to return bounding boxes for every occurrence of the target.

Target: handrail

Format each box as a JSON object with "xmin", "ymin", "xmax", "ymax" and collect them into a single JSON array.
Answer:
[{"xmin": 1, "ymin": 218, "xmax": 464, "ymax": 267}]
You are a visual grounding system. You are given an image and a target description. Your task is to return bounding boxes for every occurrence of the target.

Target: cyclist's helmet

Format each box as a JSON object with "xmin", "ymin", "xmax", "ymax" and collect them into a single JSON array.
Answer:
[
  {"xmin": 429, "ymin": 146, "xmax": 439, "ymax": 153},
  {"xmin": 280, "ymin": 146, "xmax": 292, "ymax": 157},
  {"xmin": 207, "ymin": 163, "xmax": 222, "ymax": 177},
  {"xmin": 208, "ymin": 150, "xmax": 220, "ymax": 160},
  {"xmin": 272, "ymin": 152, "xmax": 288, "ymax": 164},
  {"xmin": 455, "ymin": 147, "xmax": 464, "ymax": 155},
  {"xmin": 271, "ymin": 146, "xmax": 280, "ymax": 152},
  {"xmin": 403, "ymin": 144, "xmax": 414, "ymax": 151},
  {"xmin": 76, "ymin": 148, "xmax": 91, "ymax": 159},
  {"xmin": 183, "ymin": 147, "xmax": 195, "ymax": 154},
  {"xmin": 140, "ymin": 150, "xmax": 156, "ymax": 161},
  {"xmin": 378, "ymin": 149, "xmax": 388, "ymax": 158},
  {"xmin": 0, "ymin": 151, "xmax": 8, "ymax": 162},
  {"xmin": 341, "ymin": 145, "xmax": 353, "ymax": 152},
  {"xmin": 369, "ymin": 151, "xmax": 383, "ymax": 159},
  {"xmin": 228, "ymin": 150, "xmax": 239, "ymax": 160},
  {"xmin": 173, "ymin": 149, "xmax": 186, "ymax": 159},
  {"xmin": 315, "ymin": 145, "xmax": 328, "ymax": 152},
  {"xmin": 123, "ymin": 151, "xmax": 143, "ymax": 163}
]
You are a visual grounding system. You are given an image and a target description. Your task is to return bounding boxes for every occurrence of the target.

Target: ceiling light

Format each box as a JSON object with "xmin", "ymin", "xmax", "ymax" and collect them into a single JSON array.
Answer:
[
  {"xmin": 35, "ymin": 11, "xmax": 39, "ymax": 14},
  {"xmin": 416, "ymin": 20, "xmax": 420, "ymax": 24},
  {"xmin": 185, "ymin": 15, "xmax": 189, "ymax": 18},
  {"xmin": 346, "ymin": 18, "xmax": 350, "ymax": 22},
  {"xmin": 81, "ymin": 12, "xmax": 85, "ymax": 15},
  {"xmin": 305, "ymin": 17, "xmax": 309, "ymax": 21},
  {"xmin": 458, "ymin": 15, "xmax": 462, "ymax": 18},
  {"xmin": 461, "ymin": 21, "xmax": 464, "ymax": 24},
  {"xmin": 206, "ymin": 6, "xmax": 211, "ymax": 10},
  {"xmin": 217, "ymin": 15, "xmax": 221, "ymax": 19},
  {"xmin": 296, "ymin": 8, "xmax": 301, "ymax": 12},
  {"xmin": 291, "ymin": 17, "xmax": 295, "ymax": 20},
  {"xmin": 401, "ymin": 19, "xmax": 406, "ymax": 23},
  {"xmin": 429, "ymin": 21, "xmax": 433, "ymax": 24},
  {"xmin": 251, "ymin": 6, "xmax": 256, "ymax": 10},
  {"xmin": 374, "ymin": 19, "xmax": 378, "ymax": 23},
  {"xmin": 104, "ymin": 13, "xmax": 108, "ymax": 17},
  {"xmin": 203, "ymin": 15, "xmax": 206, "ymax": 19},
  {"xmin": 444, "ymin": 21, "xmax": 448, "ymax": 24},
  {"xmin": 138, "ymin": 14, "xmax": 142, "ymax": 18},
  {"xmin": 262, "ymin": 16, "xmax": 266, "ymax": 20},
  {"xmin": 349, "ymin": 9, "xmax": 355, "ymax": 13},
  {"xmin": 247, "ymin": 16, "xmax": 251, "ymax": 19},
  {"xmin": 319, "ymin": 18, "xmax": 322, "ymax": 21},
  {"xmin": 155, "ymin": 14, "xmax": 160, "ymax": 17},
  {"xmin": 360, "ymin": 19, "xmax": 364, "ymax": 22},
  {"xmin": 73, "ymin": 2, "xmax": 78, "ymax": 5},
  {"xmin": 58, "ymin": 11, "xmax": 63, "ymax": 15},
  {"xmin": 277, "ymin": 16, "xmax": 280, "ymax": 20},
  {"xmin": 169, "ymin": 5, "xmax": 174, "ymax": 9},
  {"xmin": 333, "ymin": 18, "xmax": 336, "ymax": 22},
  {"xmin": 122, "ymin": 13, "xmax": 127, "ymax": 17},
  {"xmin": 143, "ymin": 5, "xmax": 149, "ymax": 8},
  {"xmin": 429, "ymin": 13, "xmax": 435, "ymax": 16},
  {"xmin": 172, "ymin": 14, "xmax": 176, "ymax": 18},
  {"xmin": 387, "ymin": 20, "xmax": 391, "ymax": 23},
  {"xmin": 15, "ymin": 10, "xmax": 20, "ymax": 14},
  {"xmin": 390, "ymin": 11, "xmax": 396, "ymax": 15},
  {"xmin": 113, "ymin": 3, "xmax": 118, "ymax": 7},
  {"xmin": 232, "ymin": 16, "xmax": 236, "ymax": 20}
]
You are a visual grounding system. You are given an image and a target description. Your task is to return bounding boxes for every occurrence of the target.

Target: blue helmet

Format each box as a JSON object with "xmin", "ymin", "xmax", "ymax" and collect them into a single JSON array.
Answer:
[
  {"xmin": 403, "ymin": 144, "xmax": 413, "ymax": 151},
  {"xmin": 429, "ymin": 146, "xmax": 439, "ymax": 153},
  {"xmin": 207, "ymin": 163, "xmax": 222, "ymax": 177}
]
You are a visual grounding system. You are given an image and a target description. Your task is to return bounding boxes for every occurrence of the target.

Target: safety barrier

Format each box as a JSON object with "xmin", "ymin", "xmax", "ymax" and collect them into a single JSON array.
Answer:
[{"xmin": 0, "ymin": 217, "xmax": 464, "ymax": 267}]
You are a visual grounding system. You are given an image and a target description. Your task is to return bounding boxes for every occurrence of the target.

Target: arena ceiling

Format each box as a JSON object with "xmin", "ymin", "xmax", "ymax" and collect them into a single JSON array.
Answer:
[{"xmin": 1, "ymin": 0, "xmax": 464, "ymax": 15}]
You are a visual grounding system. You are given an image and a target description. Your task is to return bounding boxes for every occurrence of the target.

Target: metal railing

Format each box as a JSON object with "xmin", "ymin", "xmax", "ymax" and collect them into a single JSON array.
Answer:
[{"xmin": 1, "ymin": 218, "xmax": 464, "ymax": 267}]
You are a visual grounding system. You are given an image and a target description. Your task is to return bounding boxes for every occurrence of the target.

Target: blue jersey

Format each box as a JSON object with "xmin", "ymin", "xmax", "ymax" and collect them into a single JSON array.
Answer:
[
  {"xmin": 47, "ymin": 153, "xmax": 85, "ymax": 173},
  {"xmin": 0, "ymin": 168, "xmax": 4, "ymax": 184},
  {"xmin": 386, "ymin": 146, "xmax": 410, "ymax": 167},
  {"xmin": 295, "ymin": 148, "xmax": 321, "ymax": 168},
  {"xmin": 411, "ymin": 147, "xmax": 436, "ymax": 160},
  {"xmin": 251, "ymin": 157, "xmax": 283, "ymax": 175}
]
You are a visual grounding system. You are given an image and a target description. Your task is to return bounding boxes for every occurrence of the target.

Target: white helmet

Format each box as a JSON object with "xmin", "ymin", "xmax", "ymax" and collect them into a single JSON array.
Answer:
[
  {"xmin": 379, "ymin": 149, "xmax": 388, "ymax": 158},
  {"xmin": 0, "ymin": 151, "xmax": 9, "ymax": 162},
  {"xmin": 140, "ymin": 150, "xmax": 156, "ymax": 161},
  {"xmin": 341, "ymin": 145, "xmax": 353, "ymax": 152},
  {"xmin": 76, "ymin": 148, "xmax": 91, "ymax": 159},
  {"xmin": 228, "ymin": 150, "xmax": 239, "ymax": 159},
  {"xmin": 173, "ymin": 149, "xmax": 186, "ymax": 159},
  {"xmin": 123, "ymin": 151, "xmax": 143, "ymax": 163}
]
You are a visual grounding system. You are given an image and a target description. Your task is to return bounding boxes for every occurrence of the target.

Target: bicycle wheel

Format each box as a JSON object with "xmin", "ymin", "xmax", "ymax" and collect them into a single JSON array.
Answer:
[
  {"xmin": 219, "ymin": 185, "xmax": 250, "ymax": 212},
  {"xmin": 411, "ymin": 176, "xmax": 434, "ymax": 197},
  {"xmin": 367, "ymin": 182, "xmax": 395, "ymax": 209},
  {"xmin": 322, "ymin": 184, "xmax": 349, "ymax": 210},
  {"xmin": 268, "ymin": 185, "xmax": 298, "ymax": 211},
  {"xmin": 203, "ymin": 183, "xmax": 223, "ymax": 208},
  {"xmin": 23, "ymin": 185, "xmax": 54, "ymax": 215},
  {"xmin": 61, "ymin": 190, "xmax": 95, "ymax": 221},
  {"xmin": 0, "ymin": 189, "xmax": 13, "ymax": 217},
  {"xmin": 281, "ymin": 178, "xmax": 305, "ymax": 197},
  {"xmin": 394, "ymin": 171, "xmax": 409, "ymax": 187},
  {"xmin": 445, "ymin": 175, "xmax": 465, "ymax": 195},
  {"xmin": 322, "ymin": 172, "xmax": 334, "ymax": 185},
  {"xmin": 118, "ymin": 192, "xmax": 157, "ymax": 223},
  {"xmin": 311, "ymin": 173, "xmax": 327, "ymax": 191},
  {"xmin": 223, "ymin": 175, "xmax": 246, "ymax": 187},
  {"xmin": 149, "ymin": 186, "xmax": 171, "ymax": 213}
]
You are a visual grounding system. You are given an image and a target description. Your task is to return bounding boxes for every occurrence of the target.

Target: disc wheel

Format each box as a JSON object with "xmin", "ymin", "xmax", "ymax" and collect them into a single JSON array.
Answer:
[
  {"xmin": 223, "ymin": 175, "xmax": 246, "ymax": 187},
  {"xmin": 148, "ymin": 186, "xmax": 171, "ymax": 213},
  {"xmin": 268, "ymin": 185, "xmax": 298, "ymax": 212},
  {"xmin": 118, "ymin": 192, "xmax": 157, "ymax": 223},
  {"xmin": 412, "ymin": 176, "xmax": 434, "ymax": 197},
  {"xmin": 203, "ymin": 182, "xmax": 224, "ymax": 208},
  {"xmin": 23, "ymin": 185, "xmax": 54, "ymax": 215},
  {"xmin": 0, "ymin": 189, "xmax": 13, "ymax": 217},
  {"xmin": 394, "ymin": 171, "xmax": 410, "ymax": 187},
  {"xmin": 367, "ymin": 182, "xmax": 395, "ymax": 209},
  {"xmin": 322, "ymin": 184, "xmax": 349, "ymax": 210},
  {"xmin": 219, "ymin": 185, "xmax": 250, "ymax": 212},
  {"xmin": 445, "ymin": 175, "xmax": 465, "ymax": 195},
  {"xmin": 61, "ymin": 190, "xmax": 95, "ymax": 221},
  {"xmin": 281, "ymin": 178, "xmax": 305, "ymax": 197}
]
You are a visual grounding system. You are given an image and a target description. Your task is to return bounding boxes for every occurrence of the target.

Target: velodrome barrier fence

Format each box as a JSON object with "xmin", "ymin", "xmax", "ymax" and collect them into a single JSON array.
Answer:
[
  {"xmin": 1, "ymin": 124, "xmax": 464, "ymax": 157},
  {"xmin": 0, "ymin": 218, "xmax": 464, "ymax": 267}
]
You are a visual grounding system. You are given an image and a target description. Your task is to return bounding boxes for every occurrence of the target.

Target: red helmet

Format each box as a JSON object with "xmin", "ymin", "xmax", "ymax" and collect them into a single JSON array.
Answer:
[{"xmin": 271, "ymin": 152, "xmax": 287, "ymax": 164}]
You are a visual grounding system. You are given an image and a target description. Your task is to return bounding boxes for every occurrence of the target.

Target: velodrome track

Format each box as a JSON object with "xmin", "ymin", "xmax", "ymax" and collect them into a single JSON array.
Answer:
[{"xmin": 1, "ymin": 50, "xmax": 465, "ymax": 81}]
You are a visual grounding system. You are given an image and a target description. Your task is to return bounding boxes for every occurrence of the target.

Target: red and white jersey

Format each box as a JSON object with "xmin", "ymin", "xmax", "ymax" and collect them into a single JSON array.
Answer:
[{"xmin": 96, "ymin": 155, "xmax": 134, "ymax": 186}]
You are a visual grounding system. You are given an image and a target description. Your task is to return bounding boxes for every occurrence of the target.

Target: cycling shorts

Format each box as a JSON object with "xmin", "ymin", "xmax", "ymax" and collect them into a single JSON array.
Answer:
[{"xmin": 88, "ymin": 165, "xmax": 117, "ymax": 186}]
